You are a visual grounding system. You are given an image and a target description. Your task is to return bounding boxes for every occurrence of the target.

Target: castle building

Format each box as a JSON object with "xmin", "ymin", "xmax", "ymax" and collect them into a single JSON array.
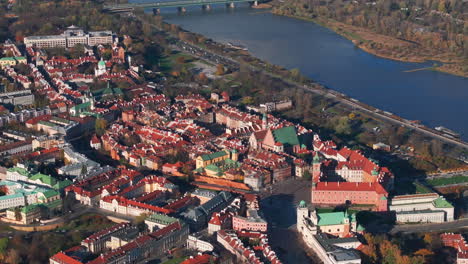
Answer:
[
  {"xmin": 296, "ymin": 201, "xmax": 362, "ymax": 264},
  {"xmin": 311, "ymin": 182, "xmax": 388, "ymax": 212}
]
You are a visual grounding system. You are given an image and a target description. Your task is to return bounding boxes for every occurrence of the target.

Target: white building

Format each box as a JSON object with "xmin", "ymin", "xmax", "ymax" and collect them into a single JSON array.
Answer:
[
  {"xmin": 24, "ymin": 26, "xmax": 114, "ymax": 48},
  {"xmin": 95, "ymin": 59, "xmax": 107, "ymax": 76},
  {"xmin": 297, "ymin": 201, "xmax": 362, "ymax": 264},
  {"xmin": 390, "ymin": 192, "xmax": 454, "ymax": 223},
  {"xmin": 187, "ymin": 235, "xmax": 214, "ymax": 252}
]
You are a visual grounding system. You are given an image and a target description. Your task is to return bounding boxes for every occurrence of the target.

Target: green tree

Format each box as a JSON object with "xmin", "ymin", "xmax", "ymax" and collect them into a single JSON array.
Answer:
[
  {"xmin": 14, "ymin": 207, "xmax": 22, "ymax": 221},
  {"xmin": 80, "ymin": 164, "xmax": 88, "ymax": 176},
  {"xmin": 303, "ymin": 170, "xmax": 312, "ymax": 180},
  {"xmin": 95, "ymin": 118, "xmax": 107, "ymax": 136}
]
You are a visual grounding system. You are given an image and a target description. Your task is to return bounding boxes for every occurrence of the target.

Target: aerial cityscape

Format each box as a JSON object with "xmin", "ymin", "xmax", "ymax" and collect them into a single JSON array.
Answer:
[{"xmin": 0, "ymin": 0, "xmax": 466, "ymax": 263}]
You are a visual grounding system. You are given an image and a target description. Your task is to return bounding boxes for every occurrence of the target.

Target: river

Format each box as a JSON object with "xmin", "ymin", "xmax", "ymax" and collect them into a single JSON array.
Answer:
[{"xmin": 139, "ymin": 3, "xmax": 468, "ymax": 140}]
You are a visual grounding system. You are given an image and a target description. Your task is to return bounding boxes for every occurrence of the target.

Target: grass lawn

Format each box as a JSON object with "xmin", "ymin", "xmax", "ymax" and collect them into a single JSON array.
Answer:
[
  {"xmin": 159, "ymin": 51, "xmax": 196, "ymax": 73},
  {"xmin": 427, "ymin": 175, "xmax": 468, "ymax": 187},
  {"xmin": 162, "ymin": 257, "xmax": 188, "ymax": 264},
  {"xmin": 414, "ymin": 182, "xmax": 433, "ymax": 194}
]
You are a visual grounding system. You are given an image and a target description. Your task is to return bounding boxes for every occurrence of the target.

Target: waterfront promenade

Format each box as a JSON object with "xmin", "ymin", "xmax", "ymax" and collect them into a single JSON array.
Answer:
[{"xmin": 168, "ymin": 33, "xmax": 468, "ymax": 150}]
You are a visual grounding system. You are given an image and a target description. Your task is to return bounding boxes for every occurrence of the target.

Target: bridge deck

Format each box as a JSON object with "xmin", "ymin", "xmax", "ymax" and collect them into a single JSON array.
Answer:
[{"xmin": 104, "ymin": 0, "xmax": 256, "ymax": 11}]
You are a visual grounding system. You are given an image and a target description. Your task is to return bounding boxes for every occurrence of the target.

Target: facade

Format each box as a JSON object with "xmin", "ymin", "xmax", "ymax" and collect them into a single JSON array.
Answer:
[
  {"xmin": 0, "ymin": 57, "xmax": 26, "ymax": 68},
  {"xmin": 24, "ymin": 26, "xmax": 114, "ymax": 48},
  {"xmin": 232, "ymin": 209, "xmax": 267, "ymax": 232},
  {"xmin": 81, "ymin": 223, "xmax": 131, "ymax": 253},
  {"xmin": 195, "ymin": 150, "xmax": 230, "ymax": 169},
  {"xmin": 311, "ymin": 182, "xmax": 388, "ymax": 212},
  {"xmin": 187, "ymin": 234, "xmax": 214, "ymax": 252},
  {"xmin": 389, "ymin": 192, "xmax": 454, "ymax": 223},
  {"xmin": 0, "ymin": 89, "xmax": 34, "ymax": 105}
]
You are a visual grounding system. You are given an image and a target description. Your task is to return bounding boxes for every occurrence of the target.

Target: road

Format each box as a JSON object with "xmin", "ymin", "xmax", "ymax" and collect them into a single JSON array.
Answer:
[
  {"xmin": 163, "ymin": 22, "xmax": 468, "ymax": 150},
  {"xmin": 390, "ymin": 218, "xmax": 468, "ymax": 234}
]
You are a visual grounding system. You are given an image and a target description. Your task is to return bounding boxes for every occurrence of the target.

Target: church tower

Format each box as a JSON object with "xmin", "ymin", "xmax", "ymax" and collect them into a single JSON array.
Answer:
[{"xmin": 95, "ymin": 58, "xmax": 107, "ymax": 76}]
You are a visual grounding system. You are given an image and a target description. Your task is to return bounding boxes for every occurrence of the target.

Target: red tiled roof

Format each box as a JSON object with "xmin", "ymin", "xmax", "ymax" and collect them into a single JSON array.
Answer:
[
  {"xmin": 181, "ymin": 254, "xmax": 215, "ymax": 264},
  {"xmin": 50, "ymin": 252, "xmax": 84, "ymax": 264}
]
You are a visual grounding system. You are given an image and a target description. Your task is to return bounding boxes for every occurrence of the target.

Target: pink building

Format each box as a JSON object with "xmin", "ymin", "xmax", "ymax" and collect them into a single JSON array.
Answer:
[
  {"xmin": 311, "ymin": 182, "xmax": 388, "ymax": 212},
  {"xmin": 232, "ymin": 210, "xmax": 267, "ymax": 232}
]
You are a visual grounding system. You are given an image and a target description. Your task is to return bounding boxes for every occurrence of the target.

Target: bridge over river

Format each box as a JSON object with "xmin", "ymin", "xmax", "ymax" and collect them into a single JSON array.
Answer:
[{"xmin": 104, "ymin": 0, "xmax": 260, "ymax": 13}]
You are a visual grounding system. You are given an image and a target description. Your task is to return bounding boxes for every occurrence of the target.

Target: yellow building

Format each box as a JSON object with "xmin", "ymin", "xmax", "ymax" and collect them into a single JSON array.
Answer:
[
  {"xmin": 196, "ymin": 150, "xmax": 230, "ymax": 169},
  {"xmin": 0, "ymin": 57, "xmax": 26, "ymax": 69}
]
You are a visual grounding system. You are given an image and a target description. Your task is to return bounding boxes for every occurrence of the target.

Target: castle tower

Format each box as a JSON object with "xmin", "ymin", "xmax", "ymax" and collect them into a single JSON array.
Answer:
[
  {"xmin": 311, "ymin": 182, "xmax": 316, "ymax": 205},
  {"xmin": 262, "ymin": 113, "xmax": 268, "ymax": 130},
  {"xmin": 312, "ymin": 152, "xmax": 322, "ymax": 183},
  {"xmin": 297, "ymin": 200, "xmax": 309, "ymax": 232}
]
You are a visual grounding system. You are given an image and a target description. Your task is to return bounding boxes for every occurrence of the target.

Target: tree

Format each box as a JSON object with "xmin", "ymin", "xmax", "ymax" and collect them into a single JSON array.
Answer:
[
  {"xmin": 176, "ymin": 56, "xmax": 186, "ymax": 64},
  {"xmin": 290, "ymin": 68, "xmax": 301, "ymax": 81},
  {"xmin": 95, "ymin": 118, "xmax": 107, "ymax": 136},
  {"xmin": 302, "ymin": 170, "xmax": 312, "ymax": 180},
  {"xmin": 216, "ymin": 64, "xmax": 225, "ymax": 75},
  {"xmin": 241, "ymin": 96, "xmax": 254, "ymax": 105},
  {"xmin": 423, "ymin": 233, "xmax": 433, "ymax": 245},
  {"xmin": 80, "ymin": 164, "xmax": 88, "ymax": 176},
  {"xmin": 438, "ymin": 0, "xmax": 447, "ymax": 12},
  {"xmin": 14, "ymin": 207, "xmax": 22, "ymax": 221},
  {"xmin": 4, "ymin": 249, "xmax": 20, "ymax": 264},
  {"xmin": 0, "ymin": 237, "xmax": 8, "ymax": 259}
]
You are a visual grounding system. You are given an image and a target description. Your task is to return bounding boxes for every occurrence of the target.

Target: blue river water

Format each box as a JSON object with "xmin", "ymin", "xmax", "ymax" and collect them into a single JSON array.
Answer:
[{"xmin": 139, "ymin": 3, "xmax": 468, "ymax": 141}]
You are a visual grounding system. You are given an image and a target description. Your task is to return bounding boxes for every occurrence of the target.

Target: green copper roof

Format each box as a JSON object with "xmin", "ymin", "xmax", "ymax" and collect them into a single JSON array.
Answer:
[
  {"xmin": 0, "ymin": 193, "xmax": 23, "ymax": 200},
  {"xmin": 92, "ymin": 86, "xmax": 123, "ymax": 101},
  {"xmin": 42, "ymin": 189, "xmax": 59, "ymax": 198},
  {"xmin": 299, "ymin": 200, "xmax": 306, "ymax": 208},
  {"xmin": 433, "ymin": 197, "xmax": 454, "ymax": 208},
  {"xmin": 72, "ymin": 102, "xmax": 91, "ymax": 112},
  {"xmin": 146, "ymin": 213, "xmax": 178, "ymax": 225},
  {"xmin": 18, "ymin": 204, "xmax": 40, "ymax": 214},
  {"xmin": 272, "ymin": 126, "xmax": 300, "ymax": 147},
  {"xmin": 38, "ymin": 120, "xmax": 56, "ymax": 127},
  {"xmin": 7, "ymin": 167, "xmax": 30, "ymax": 176},
  {"xmin": 0, "ymin": 57, "xmax": 16, "ymax": 62},
  {"xmin": 317, "ymin": 211, "xmax": 356, "ymax": 226},
  {"xmin": 200, "ymin": 150, "xmax": 228, "ymax": 161},
  {"xmin": 29, "ymin": 173, "xmax": 57, "ymax": 186},
  {"xmin": 98, "ymin": 60, "xmax": 106, "ymax": 66},
  {"xmin": 54, "ymin": 179, "xmax": 72, "ymax": 190},
  {"xmin": 205, "ymin": 164, "xmax": 222, "ymax": 173},
  {"xmin": 357, "ymin": 224, "xmax": 365, "ymax": 232}
]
